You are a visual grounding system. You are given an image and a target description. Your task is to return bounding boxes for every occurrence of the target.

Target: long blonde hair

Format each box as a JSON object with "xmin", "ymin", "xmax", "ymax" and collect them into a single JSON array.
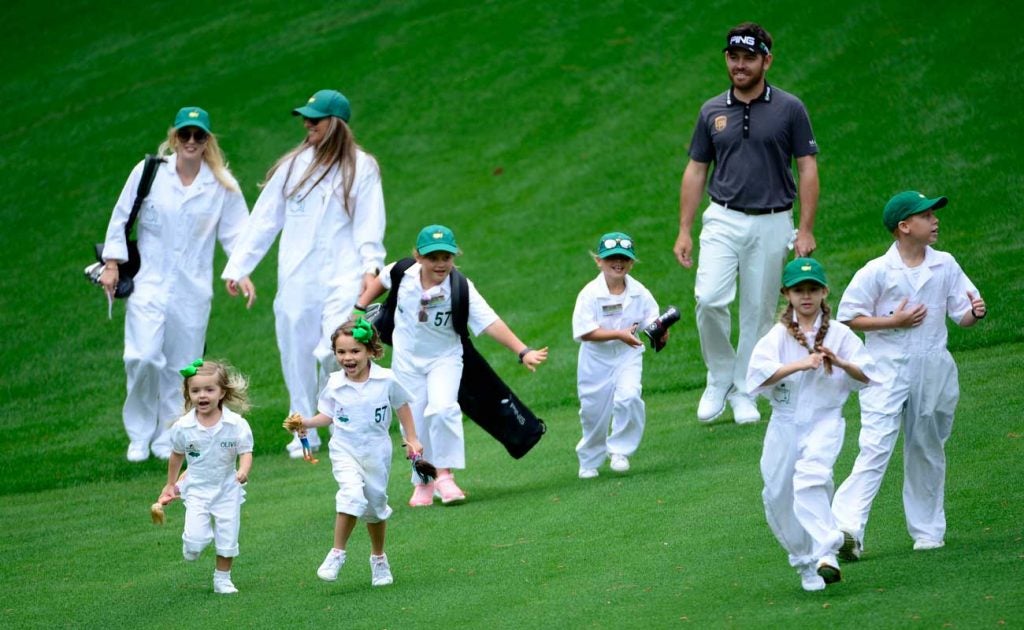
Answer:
[
  {"xmin": 158, "ymin": 128, "xmax": 240, "ymax": 193},
  {"xmin": 780, "ymin": 300, "xmax": 833, "ymax": 375},
  {"xmin": 262, "ymin": 117, "xmax": 376, "ymax": 215},
  {"xmin": 181, "ymin": 360, "xmax": 251, "ymax": 414}
]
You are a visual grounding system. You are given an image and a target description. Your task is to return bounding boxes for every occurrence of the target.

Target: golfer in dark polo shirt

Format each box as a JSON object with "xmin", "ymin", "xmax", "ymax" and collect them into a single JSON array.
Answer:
[{"xmin": 673, "ymin": 22, "xmax": 819, "ymax": 425}]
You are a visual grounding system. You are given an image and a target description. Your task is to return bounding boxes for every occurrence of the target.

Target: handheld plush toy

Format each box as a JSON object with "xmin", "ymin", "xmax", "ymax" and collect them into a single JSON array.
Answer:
[
  {"xmin": 408, "ymin": 451, "xmax": 437, "ymax": 483},
  {"xmin": 282, "ymin": 412, "xmax": 319, "ymax": 464},
  {"xmin": 150, "ymin": 471, "xmax": 186, "ymax": 525}
]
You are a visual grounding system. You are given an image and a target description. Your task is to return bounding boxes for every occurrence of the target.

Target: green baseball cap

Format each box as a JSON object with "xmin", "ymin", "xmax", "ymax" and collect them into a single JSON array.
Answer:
[
  {"xmin": 416, "ymin": 225, "xmax": 459, "ymax": 255},
  {"xmin": 292, "ymin": 89, "xmax": 351, "ymax": 122},
  {"xmin": 173, "ymin": 107, "xmax": 212, "ymax": 133},
  {"xmin": 883, "ymin": 190, "xmax": 948, "ymax": 231},
  {"xmin": 782, "ymin": 257, "xmax": 828, "ymax": 288},
  {"xmin": 597, "ymin": 232, "xmax": 636, "ymax": 260}
]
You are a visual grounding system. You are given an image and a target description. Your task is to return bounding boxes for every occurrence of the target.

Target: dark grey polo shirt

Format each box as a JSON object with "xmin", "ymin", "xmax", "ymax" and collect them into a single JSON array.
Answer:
[{"xmin": 688, "ymin": 84, "xmax": 818, "ymax": 209}]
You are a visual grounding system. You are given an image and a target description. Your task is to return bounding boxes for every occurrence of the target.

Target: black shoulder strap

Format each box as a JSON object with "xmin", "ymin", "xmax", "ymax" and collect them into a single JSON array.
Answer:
[
  {"xmin": 384, "ymin": 257, "xmax": 417, "ymax": 314},
  {"xmin": 450, "ymin": 268, "xmax": 470, "ymax": 339},
  {"xmin": 124, "ymin": 154, "xmax": 165, "ymax": 239}
]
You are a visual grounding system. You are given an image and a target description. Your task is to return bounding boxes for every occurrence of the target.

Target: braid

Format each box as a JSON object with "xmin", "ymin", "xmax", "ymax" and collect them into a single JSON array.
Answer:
[
  {"xmin": 781, "ymin": 304, "xmax": 815, "ymax": 354},
  {"xmin": 813, "ymin": 300, "xmax": 833, "ymax": 374}
]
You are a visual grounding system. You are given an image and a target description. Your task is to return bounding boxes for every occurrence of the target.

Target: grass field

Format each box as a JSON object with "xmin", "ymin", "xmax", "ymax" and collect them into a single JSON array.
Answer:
[{"xmin": 1, "ymin": 0, "xmax": 1022, "ymax": 628}]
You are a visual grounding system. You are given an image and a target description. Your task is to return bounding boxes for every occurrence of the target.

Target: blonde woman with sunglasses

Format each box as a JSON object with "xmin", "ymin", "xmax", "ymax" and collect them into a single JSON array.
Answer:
[{"xmin": 99, "ymin": 107, "xmax": 250, "ymax": 462}]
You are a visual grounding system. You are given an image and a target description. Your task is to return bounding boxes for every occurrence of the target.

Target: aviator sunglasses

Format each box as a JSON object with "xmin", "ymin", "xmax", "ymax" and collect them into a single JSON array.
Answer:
[
  {"xmin": 601, "ymin": 237, "xmax": 633, "ymax": 250},
  {"xmin": 176, "ymin": 127, "xmax": 209, "ymax": 143}
]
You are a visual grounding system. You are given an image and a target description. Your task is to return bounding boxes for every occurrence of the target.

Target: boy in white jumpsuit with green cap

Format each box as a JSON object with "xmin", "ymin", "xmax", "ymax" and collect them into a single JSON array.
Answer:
[
  {"xmin": 222, "ymin": 89, "xmax": 386, "ymax": 457},
  {"xmin": 831, "ymin": 191, "xmax": 987, "ymax": 559}
]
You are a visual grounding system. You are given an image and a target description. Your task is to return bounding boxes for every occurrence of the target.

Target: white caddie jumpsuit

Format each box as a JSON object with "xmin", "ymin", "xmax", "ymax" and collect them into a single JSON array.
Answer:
[
  {"xmin": 222, "ymin": 147, "xmax": 386, "ymax": 429},
  {"xmin": 317, "ymin": 363, "xmax": 413, "ymax": 522},
  {"xmin": 747, "ymin": 316, "xmax": 882, "ymax": 572},
  {"xmin": 169, "ymin": 407, "xmax": 254, "ymax": 558},
  {"xmin": 102, "ymin": 156, "xmax": 249, "ymax": 452},
  {"xmin": 381, "ymin": 261, "xmax": 498, "ymax": 479},
  {"xmin": 571, "ymin": 273, "xmax": 659, "ymax": 470},
  {"xmin": 832, "ymin": 243, "xmax": 979, "ymax": 546}
]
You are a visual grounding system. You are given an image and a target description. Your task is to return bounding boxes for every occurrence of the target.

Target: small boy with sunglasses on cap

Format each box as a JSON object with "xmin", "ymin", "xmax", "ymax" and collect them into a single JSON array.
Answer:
[
  {"xmin": 572, "ymin": 232, "xmax": 662, "ymax": 479},
  {"xmin": 831, "ymin": 191, "xmax": 987, "ymax": 559}
]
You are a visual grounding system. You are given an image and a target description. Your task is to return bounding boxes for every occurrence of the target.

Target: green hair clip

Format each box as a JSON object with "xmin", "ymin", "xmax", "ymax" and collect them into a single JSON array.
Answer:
[
  {"xmin": 179, "ymin": 359, "xmax": 203, "ymax": 378},
  {"xmin": 352, "ymin": 318, "xmax": 374, "ymax": 343}
]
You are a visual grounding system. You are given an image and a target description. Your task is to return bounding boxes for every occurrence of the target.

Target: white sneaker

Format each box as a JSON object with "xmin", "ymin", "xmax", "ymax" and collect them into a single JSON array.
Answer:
[
  {"xmin": 578, "ymin": 467, "xmax": 599, "ymax": 479},
  {"xmin": 150, "ymin": 443, "xmax": 171, "ymax": 460},
  {"xmin": 697, "ymin": 384, "xmax": 734, "ymax": 422},
  {"xmin": 838, "ymin": 530, "xmax": 862, "ymax": 561},
  {"xmin": 799, "ymin": 565, "xmax": 826, "ymax": 591},
  {"xmin": 913, "ymin": 538, "xmax": 945, "ymax": 551},
  {"xmin": 317, "ymin": 548, "xmax": 346, "ymax": 581},
  {"xmin": 126, "ymin": 441, "xmax": 149, "ymax": 462},
  {"xmin": 370, "ymin": 554, "xmax": 393, "ymax": 587},
  {"xmin": 816, "ymin": 555, "xmax": 841, "ymax": 584},
  {"xmin": 213, "ymin": 578, "xmax": 238, "ymax": 594},
  {"xmin": 729, "ymin": 392, "xmax": 760, "ymax": 424},
  {"xmin": 609, "ymin": 454, "xmax": 630, "ymax": 472}
]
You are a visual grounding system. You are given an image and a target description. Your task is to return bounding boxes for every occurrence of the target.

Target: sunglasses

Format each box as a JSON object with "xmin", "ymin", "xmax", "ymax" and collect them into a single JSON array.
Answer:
[
  {"xmin": 602, "ymin": 238, "xmax": 633, "ymax": 250},
  {"xmin": 176, "ymin": 128, "xmax": 209, "ymax": 143}
]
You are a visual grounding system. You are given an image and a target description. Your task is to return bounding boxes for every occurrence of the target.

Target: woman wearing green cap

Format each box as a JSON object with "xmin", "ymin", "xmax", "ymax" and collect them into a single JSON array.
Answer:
[
  {"xmin": 99, "ymin": 107, "xmax": 251, "ymax": 462},
  {"xmin": 222, "ymin": 89, "xmax": 387, "ymax": 458}
]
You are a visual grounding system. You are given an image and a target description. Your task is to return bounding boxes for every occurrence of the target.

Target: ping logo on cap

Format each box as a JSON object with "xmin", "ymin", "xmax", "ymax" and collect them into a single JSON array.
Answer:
[{"xmin": 730, "ymin": 35, "xmax": 756, "ymax": 47}]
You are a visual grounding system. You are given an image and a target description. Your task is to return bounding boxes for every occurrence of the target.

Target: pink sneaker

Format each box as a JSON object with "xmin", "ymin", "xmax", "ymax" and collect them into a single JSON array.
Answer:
[
  {"xmin": 434, "ymin": 473, "xmax": 466, "ymax": 504},
  {"xmin": 408, "ymin": 482, "xmax": 434, "ymax": 507}
]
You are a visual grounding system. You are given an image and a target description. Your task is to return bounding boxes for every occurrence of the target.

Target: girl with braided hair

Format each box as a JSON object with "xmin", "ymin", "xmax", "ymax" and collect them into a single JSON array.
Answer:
[
  {"xmin": 283, "ymin": 319, "xmax": 422, "ymax": 588},
  {"xmin": 746, "ymin": 258, "xmax": 884, "ymax": 592}
]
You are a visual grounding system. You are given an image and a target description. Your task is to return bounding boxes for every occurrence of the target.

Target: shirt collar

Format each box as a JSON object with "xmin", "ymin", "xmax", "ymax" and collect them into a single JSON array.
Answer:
[
  {"xmin": 180, "ymin": 407, "xmax": 239, "ymax": 427},
  {"xmin": 327, "ymin": 362, "xmax": 388, "ymax": 388},
  {"xmin": 726, "ymin": 83, "xmax": 772, "ymax": 107},
  {"xmin": 884, "ymin": 242, "xmax": 942, "ymax": 269},
  {"xmin": 594, "ymin": 273, "xmax": 640, "ymax": 297}
]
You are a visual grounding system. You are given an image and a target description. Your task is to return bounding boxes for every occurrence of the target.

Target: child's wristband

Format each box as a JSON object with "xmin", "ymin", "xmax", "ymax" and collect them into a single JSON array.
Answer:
[
  {"xmin": 971, "ymin": 308, "xmax": 986, "ymax": 320},
  {"xmin": 518, "ymin": 347, "xmax": 533, "ymax": 363}
]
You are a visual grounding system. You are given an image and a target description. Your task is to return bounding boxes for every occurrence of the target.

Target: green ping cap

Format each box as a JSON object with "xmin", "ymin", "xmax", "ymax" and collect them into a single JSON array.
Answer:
[
  {"xmin": 782, "ymin": 257, "xmax": 828, "ymax": 288},
  {"xmin": 416, "ymin": 225, "xmax": 459, "ymax": 255},
  {"xmin": 883, "ymin": 191, "xmax": 948, "ymax": 231},
  {"xmin": 292, "ymin": 89, "xmax": 351, "ymax": 122},
  {"xmin": 597, "ymin": 231, "xmax": 636, "ymax": 260},
  {"xmin": 173, "ymin": 107, "xmax": 211, "ymax": 133}
]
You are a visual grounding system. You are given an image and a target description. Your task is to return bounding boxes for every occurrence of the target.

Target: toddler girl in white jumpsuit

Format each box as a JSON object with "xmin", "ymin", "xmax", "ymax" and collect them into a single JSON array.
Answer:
[
  {"xmin": 572, "ymin": 232, "xmax": 660, "ymax": 479},
  {"xmin": 160, "ymin": 359, "xmax": 253, "ymax": 595},
  {"xmin": 283, "ymin": 319, "xmax": 422, "ymax": 587},
  {"xmin": 100, "ymin": 107, "xmax": 249, "ymax": 462},
  {"xmin": 222, "ymin": 90, "xmax": 386, "ymax": 457},
  {"xmin": 746, "ymin": 258, "xmax": 881, "ymax": 591},
  {"xmin": 355, "ymin": 225, "xmax": 548, "ymax": 506}
]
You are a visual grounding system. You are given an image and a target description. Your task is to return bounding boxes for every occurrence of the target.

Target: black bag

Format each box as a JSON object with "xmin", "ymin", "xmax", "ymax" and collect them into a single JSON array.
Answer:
[
  {"xmin": 94, "ymin": 154, "xmax": 164, "ymax": 298},
  {"xmin": 370, "ymin": 258, "xmax": 547, "ymax": 458}
]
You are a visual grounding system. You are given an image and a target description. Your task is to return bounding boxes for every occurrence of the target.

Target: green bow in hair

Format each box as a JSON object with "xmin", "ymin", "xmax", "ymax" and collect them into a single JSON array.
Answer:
[
  {"xmin": 352, "ymin": 318, "xmax": 374, "ymax": 343},
  {"xmin": 179, "ymin": 359, "xmax": 203, "ymax": 377}
]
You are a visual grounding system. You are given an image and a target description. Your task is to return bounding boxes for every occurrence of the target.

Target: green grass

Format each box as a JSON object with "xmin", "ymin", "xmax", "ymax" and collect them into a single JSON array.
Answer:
[{"xmin": 1, "ymin": 0, "xmax": 1023, "ymax": 627}]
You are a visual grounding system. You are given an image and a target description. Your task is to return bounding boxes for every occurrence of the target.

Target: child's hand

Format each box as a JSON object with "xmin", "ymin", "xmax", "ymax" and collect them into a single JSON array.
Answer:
[
  {"xmin": 158, "ymin": 483, "xmax": 180, "ymax": 505},
  {"xmin": 967, "ymin": 291, "xmax": 986, "ymax": 319},
  {"xmin": 235, "ymin": 470, "xmax": 248, "ymax": 484},
  {"xmin": 403, "ymin": 438, "xmax": 423, "ymax": 459},
  {"xmin": 800, "ymin": 353, "xmax": 824, "ymax": 372},
  {"xmin": 282, "ymin": 413, "xmax": 305, "ymax": 432},
  {"xmin": 521, "ymin": 347, "xmax": 549, "ymax": 372},
  {"xmin": 890, "ymin": 297, "xmax": 927, "ymax": 328},
  {"xmin": 620, "ymin": 326, "xmax": 643, "ymax": 348}
]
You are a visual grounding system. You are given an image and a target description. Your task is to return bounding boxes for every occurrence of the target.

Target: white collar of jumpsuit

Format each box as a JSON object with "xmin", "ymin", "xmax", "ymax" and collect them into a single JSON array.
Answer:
[
  {"xmin": 596, "ymin": 272, "xmax": 641, "ymax": 298},
  {"xmin": 180, "ymin": 406, "xmax": 241, "ymax": 428},
  {"xmin": 165, "ymin": 153, "xmax": 216, "ymax": 189}
]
